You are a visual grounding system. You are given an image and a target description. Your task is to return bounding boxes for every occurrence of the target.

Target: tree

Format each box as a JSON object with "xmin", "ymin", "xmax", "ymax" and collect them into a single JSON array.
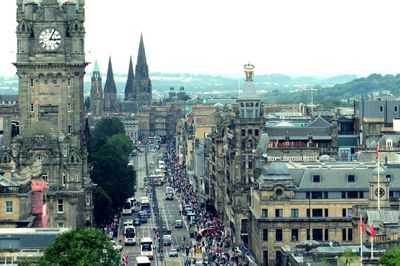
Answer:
[
  {"xmin": 92, "ymin": 117, "xmax": 125, "ymax": 139},
  {"xmin": 339, "ymin": 248, "xmax": 357, "ymax": 266},
  {"xmin": 93, "ymin": 187, "xmax": 114, "ymax": 228},
  {"xmin": 380, "ymin": 245, "xmax": 400, "ymax": 266},
  {"xmin": 38, "ymin": 229, "xmax": 120, "ymax": 266}
]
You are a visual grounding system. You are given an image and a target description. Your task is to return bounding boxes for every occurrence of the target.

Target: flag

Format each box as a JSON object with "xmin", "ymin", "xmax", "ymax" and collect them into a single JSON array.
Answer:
[
  {"xmin": 376, "ymin": 144, "xmax": 380, "ymax": 160},
  {"xmin": 360, "ymin": 220, "xmax": 365, "ymax": 232},
  {"xmin": 370, "ymin": 223, "xmax": 375, "ymax": 237}
]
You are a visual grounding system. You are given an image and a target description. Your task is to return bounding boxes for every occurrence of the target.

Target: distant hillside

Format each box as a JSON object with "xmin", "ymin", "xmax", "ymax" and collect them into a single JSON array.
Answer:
[{"xmin": 264, "ymin": 73, "xmax": 400, "ymax": 108}]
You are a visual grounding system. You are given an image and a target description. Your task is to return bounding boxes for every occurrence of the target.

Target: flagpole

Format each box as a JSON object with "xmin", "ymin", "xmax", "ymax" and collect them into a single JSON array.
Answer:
[{"xmin": 359, "ymin": 214, "xmax": 363, "ymax": 265}]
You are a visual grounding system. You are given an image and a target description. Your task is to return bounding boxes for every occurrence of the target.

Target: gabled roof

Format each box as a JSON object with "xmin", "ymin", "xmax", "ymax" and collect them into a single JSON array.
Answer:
[{"xmin": 306, "ymin": 116, "xmax": 331, "ymax": 128}]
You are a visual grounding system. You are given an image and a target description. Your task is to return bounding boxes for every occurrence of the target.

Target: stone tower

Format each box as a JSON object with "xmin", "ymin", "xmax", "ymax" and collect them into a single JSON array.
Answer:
[
  {"xmin": 133, "ymin": 34, "xmax": 152, "ymax": 112},
  {"xmin": 13, "ymin": 0, "xmax": 93, "ymax": 228},
  {"xmin": 90, "ymin": 61, "xmax": 103, "ymax": 116},
  {"xmin": 103, "ymin": 57, "xmax": 118, "ymax": 113}
]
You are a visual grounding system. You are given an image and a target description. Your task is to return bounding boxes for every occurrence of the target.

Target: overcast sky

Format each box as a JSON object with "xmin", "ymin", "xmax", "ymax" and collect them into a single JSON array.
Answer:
[{"xmin": 1, "ymin": 0, "xmax": 400, "ymax": 77}]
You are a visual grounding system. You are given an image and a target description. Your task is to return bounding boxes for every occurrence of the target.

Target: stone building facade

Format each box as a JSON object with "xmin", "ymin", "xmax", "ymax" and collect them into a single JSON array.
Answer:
[{"xmin": 10, "ymin": 0, "xmax": 93, "ymax": 228}]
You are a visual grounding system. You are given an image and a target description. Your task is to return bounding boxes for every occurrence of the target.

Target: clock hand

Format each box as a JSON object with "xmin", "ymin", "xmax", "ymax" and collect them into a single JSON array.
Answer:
[{"xmin": 49, "ymin": 29, "xmax": 55, "ymax": 40}]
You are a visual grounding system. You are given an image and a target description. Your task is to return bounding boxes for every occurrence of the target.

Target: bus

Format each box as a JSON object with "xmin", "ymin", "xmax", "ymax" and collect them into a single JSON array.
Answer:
[
  {"xmin": 136, "ymin": 256, "xmax": 151, "ymax": 266},
  {"xmin": 124, "ymin": 225, "xmax": 136, "ymax": 245},
  {"xmin": 140, "ymin": 237, "xmax": 154, "ymax": 259},
  {"xmin": 140, "ymin": 197, "xmax": 151, "ymax": 215},
  {"xmin": 165, "ymin": 186, "xmax": 174, "ymax": 200},
  {"xmin": 122, "ymin": 200, "xmax": 132, "ymax": 215}
]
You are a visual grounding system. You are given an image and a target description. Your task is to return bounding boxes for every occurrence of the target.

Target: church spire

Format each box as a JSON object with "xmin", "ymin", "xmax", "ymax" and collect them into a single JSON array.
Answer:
[
  {"xmin": 135, "ymin": 33, "xmax": 149, "ymax": 79},
  {"xmin": 124, "ymin": 56, "xmax": 135, "ymax": 101},
  {"xmin": 93, "ymin": 60, "xmax": 100, "ymax": 73},
  {"xmin": 104, "ymin": 56, "xmax": 117, "ymax": 93}
]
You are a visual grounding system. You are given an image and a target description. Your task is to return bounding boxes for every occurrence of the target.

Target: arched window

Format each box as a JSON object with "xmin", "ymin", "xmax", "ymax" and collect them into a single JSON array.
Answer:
[
  {"xmin": 62, "ymin": 172, "xmax": 67, "ymax": 186},
  {"xmin": 248, "ymin": 139, "xmax": 253, "ymax": 149}
]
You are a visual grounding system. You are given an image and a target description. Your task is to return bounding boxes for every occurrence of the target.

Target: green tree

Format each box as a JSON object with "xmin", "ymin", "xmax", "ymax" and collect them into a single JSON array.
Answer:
[
  {"xmin": 93, "ymin": 187, "xmax": 114, "ymax": 228},
  {"xmin": 107, "ymin": 134, "xmax": 132, "ymax": 158},
  {"xmin": 380, "ymin": 245, "xmax": 400, "ymax": 266},
  {"xmin": 39, "ymin": 229, "xmax": 120, "ymax": 266},
  {"xmin": 92, "ymin": 117, "xmax": 125, "ymax": 139},
  {"xmin": 339, "ymin": 248, "xmax": 357, "ymax": 266}
]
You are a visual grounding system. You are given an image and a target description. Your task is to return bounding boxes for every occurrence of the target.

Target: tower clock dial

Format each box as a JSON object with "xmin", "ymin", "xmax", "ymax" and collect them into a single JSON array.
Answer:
[
  {"xmin": 39, "ymin": 28, "xmax": 62, "ymax": 50},
  {"xmin": 375, "ymin": 187, "xmax": 385, "ymax": 198}
]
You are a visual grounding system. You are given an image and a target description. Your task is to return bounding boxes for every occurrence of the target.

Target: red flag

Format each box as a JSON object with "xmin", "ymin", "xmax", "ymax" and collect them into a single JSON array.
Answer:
[
  {"xmin": 370, "ymin": 223, "xmax": 375, "ymax": 237},
  {"xmin": 376, "ymin": 144, "xmax": 380, "ymax": 160},
  {"xmin": 360, "ymin": 220, "xmax": 365, "ymax": 232}
]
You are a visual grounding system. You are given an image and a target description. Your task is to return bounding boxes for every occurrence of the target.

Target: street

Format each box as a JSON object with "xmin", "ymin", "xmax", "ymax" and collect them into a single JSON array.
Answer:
[{"xmin": 120, "ymin": 148, "xmax": 191, "ymax": 266}]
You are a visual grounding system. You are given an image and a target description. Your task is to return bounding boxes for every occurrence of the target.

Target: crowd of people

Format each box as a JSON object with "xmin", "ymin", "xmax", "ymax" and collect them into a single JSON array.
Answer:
[{"xmin": 164, "ymin": 149, "xmax": 244, "ymax": 266}]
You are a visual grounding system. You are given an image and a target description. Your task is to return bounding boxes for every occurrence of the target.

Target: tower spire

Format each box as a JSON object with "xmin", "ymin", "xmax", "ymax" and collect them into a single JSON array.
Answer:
[
  {"xmin": 104, "ymin": 56, "xmax": 116, "ymax": 93},
  {"xmin": 93, "ymin": 60, "xmax": 100, "ymax": 73},
  {"xmin": 135, "ymin": 33, "xmax": 149, "ymax": 79},
  {"xmin": 124, "ymin": 56, "xmax": 135, "ymax": 101}
]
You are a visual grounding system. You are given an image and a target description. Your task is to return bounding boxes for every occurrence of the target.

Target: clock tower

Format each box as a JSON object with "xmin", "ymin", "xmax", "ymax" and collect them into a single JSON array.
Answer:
[
  {"xmin": 368, "ymin": 166, "xmax": 390, "ymax": 209},
  {"xmin": 12, "ymin": 0, "xmax": 93, "ymax": 228}
]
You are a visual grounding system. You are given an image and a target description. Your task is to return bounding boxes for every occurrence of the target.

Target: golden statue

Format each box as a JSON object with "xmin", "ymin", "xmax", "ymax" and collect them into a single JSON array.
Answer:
[{"xmin": 244, "ymin": 63, "xmax": 255, "ymax": 81}]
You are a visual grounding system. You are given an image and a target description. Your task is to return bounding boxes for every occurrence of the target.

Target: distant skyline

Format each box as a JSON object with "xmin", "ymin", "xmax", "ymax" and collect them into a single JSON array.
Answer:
[{"xmin": 1, "ymin": 0, "xmax": 400, "ymax": 77}]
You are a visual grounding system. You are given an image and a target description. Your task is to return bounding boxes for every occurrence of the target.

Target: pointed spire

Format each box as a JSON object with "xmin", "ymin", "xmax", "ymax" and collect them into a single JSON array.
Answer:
[
  {"xmin": 124, "ymin": 56, "xmax": 135, "ymax": 101},
  {"xmin": 93, "ymin": 60, "xmax": 100, "ymax": 73},
  {"xmin": 135, "ymin": 33, "xmax": 149, "ymax": 79},
  {"xmin": 104, "ymin": 56, "xmax": 117, "ymax": 93}
]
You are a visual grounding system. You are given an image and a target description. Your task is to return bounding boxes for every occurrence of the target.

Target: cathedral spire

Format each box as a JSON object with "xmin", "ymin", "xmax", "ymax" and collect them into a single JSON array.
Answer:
[
  {"xmin": 124, "ymin": 56, "xmax": 135, "ymax": 101},
  {"xmin": 93, "ymin": 60, "xmax": 100, "ymax": 73},
  {"xmin": 135, "ymin": 33, "xmax": 149, "ymax": 79},
  {"xmin": 104, "ymin": 56, "xmax": 117, "ymax": 93}
]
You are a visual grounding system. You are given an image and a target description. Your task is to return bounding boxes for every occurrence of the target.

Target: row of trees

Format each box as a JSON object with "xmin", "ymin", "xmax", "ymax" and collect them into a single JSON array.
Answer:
[{"xmin": 90, "ymin": 117, "xmax": 136, "ymax": 227}]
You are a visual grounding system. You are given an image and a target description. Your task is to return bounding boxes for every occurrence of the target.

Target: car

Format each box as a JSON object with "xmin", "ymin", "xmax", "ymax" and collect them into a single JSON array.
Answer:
[
  {"xmin": 123, "ymin": 219, "xmax": 133, "ymax": 227},
  {"xmin": 133, "ymin": 218, "xmax": 141, "ymax": 226},
  {"xmin": 162, "ymin": 235, "xmax": 172, "ymax": 246},
  {"xmin": 174, "ymin": 219, "xmax": 183, "ymax": 229},
  {"xmin": 169, "ymin": 248, "xmax": 178, "ymax": 257},
  {"xmin": 110, "ymin": 240, "xmax": 123, "ymax": 252},
  {"xmin": 139, "ymin": 216, "xmax": 147, "ymax": 223},
  {"xmin": 162, "ymin": 226, "xmax": 172, "ymax": 235}
]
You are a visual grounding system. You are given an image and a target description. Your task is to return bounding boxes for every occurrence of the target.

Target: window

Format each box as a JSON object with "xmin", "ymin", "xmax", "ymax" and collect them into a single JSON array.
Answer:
[
  {"xmin": 291, "ymin": 209, "xmax": 299, "ymax": 218},
  {"xmin": 6, "ymin": 201, "xmax": 13, "ymax": 214},
  {"xmin": 67, "ymin": 103, "xmax": 72, "ymax": 112},
  {"xmin": 68, "ymin": 125, "xmax": 71, "ymax": 134},
  {"xmin": 325, "ymin": 228, "xmax": 329, "ymax": 241},
  {"xmin": 312, "ymin": 209, "xmax": 323, "ymax": 217},
  {"xmin": 275, "ymin": 209, "xmax": 283, "ymax": 218},
  {"xmin": 86, "ymin": 213, "xmax": 90, "ymax": 221},
  {"xmin": 395, "ymin": 106, "xmax": 398, "ymax": 112},
  {"xmin": 348, "ymin": 208, "xmax": 352, "ymax": 217},
  {"xmin": 380, "ymin": 106, "xmax": 383, "ymax": 112},
  {"xmin": 342, "ymin": 228, "xmax": 347, "ymax": 241},
  {"xmin": 30, "ymin": 78, "xmax": 34, "ymax": 87},
  {"xmin": 348, "ymin": 228, "xmax": 353, "ymax": 241},
  {"xmin": 42, "ymin": 172, "xmax": 48, "ymax": 183},
  {"xmin": 241, "ymin": 129, "xmax": 245, "ymax": 136},
  {"xmin": 312, "ymin": 228, "xmax": 323, "ymax": 241},
  {"xmin": 347, "ymin": 191, "xmax": 358, "ymax": 198},
  {"xmin": 386, "ymin": 175, "xmax": 392, "ymax": 183},
  {"xmin": 248, "ymin": 161, "xmax": 253, "ymax": 169},
  {"xmin": 324, "ymin": 208, "xmax": 329, "ymax": 217},
  {"xmin": 312, "ymin": 175, "xmax": 321, "ymax": 183},
  {"xmin": 311, "ymin": 192, "xmax": 323, "ymax": 199},
  {"xmin": 262, "ymin": 229, "xmax": 268, "ymax": 241},
  {"xmin": 86, "ymin": 195, "xmax": 90, "ymax": 206},
  {"xmin": 262, "ymin": 209, "xmax": 268, "ymax": 218},
  {"xmin": 31, "ymin": 104, "xmax": 34, "ymax": 112},
  {"xmin": 57, "ymin": 199, "xmax": 64, "ymax": 213},
  {"xmin": 275, "ymin": 229, "xmax": 283, "ymax": 242},
  {"xmin": 248, "ymin": 129, "xmax": 253, "ymax": 135},
  {"xmin": 255, "ymin": 129, "xmax": 259, "ymax": 136},
  {"xmin": 307, "ymin": 209, "xmax": 310, "ymax": 218},
  {"xmin": 347, "ymin": 174, "xmax": 355, "ymax": 183},
  {"xmin": 291, "ymin": 229, "xmax": 298, "ymax": 242},
  {"xmin": 67, "ymin": 78, "xmax": 71, "ymax": 87},
  {"xmin": 342, "ymin": 208, "xmax": 346, "ymax": 217},
  {"xmin": 62, "ymin": 173, "xmax": 67, "ymax": 186},
  {"xmin": 58, "ymin": 222, "xmax": 64, "ymax": 228}
]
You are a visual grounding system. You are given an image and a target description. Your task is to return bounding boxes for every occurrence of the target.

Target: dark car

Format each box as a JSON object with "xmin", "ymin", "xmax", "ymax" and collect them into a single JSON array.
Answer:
[
  {"xmin": 139, "ymin": 216, "xmax": 147, "ymax": 223},
  {"xmin": 133, "ymin": 218, "xmax": 141, "ymax": 226},
  {"xmin": 162, "ymin": 226, "xmax": 172, "ymax": 235}
]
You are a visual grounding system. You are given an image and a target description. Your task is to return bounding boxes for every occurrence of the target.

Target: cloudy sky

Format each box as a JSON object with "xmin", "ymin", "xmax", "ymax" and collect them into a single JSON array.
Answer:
[{"xmin": 1, "ymin": 0, "xmax": 400, "ymax": 77}]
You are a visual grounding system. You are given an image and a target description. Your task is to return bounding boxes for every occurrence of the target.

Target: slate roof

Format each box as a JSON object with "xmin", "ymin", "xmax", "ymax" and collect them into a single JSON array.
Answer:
[
  {"xmin": 307, "ymin": 116, "xmax": 332, "ymax": 128},
  {"xmin": 367, "ymin": 210, "xmax": 399, "ymax": 225},
  {"xmin": 265, "ymin": 127, "xmax": 332, "ymax": 140},
  {"xmin": 0, "ymin": 229, "xmax": 68, "ymax": 250}
]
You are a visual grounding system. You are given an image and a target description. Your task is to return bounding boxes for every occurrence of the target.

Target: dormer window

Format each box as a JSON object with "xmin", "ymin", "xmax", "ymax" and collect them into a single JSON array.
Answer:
[
  {"xmin": 347, "ymin": 174, "xmax": 356, "ymax": 183},
  {"xmin": 312, "ymin": 175, "xmax": 321, "ymax": 183}
]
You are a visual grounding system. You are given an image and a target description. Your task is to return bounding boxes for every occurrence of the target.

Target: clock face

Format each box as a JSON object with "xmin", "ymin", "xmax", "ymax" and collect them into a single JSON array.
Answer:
[
  {"xmin": 375, "ymin": 187, "xmax": 385, "ymax": 198},
  {"xmin": 39, "ymin": 28, "xmax": 61, "ymax": 50}
]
